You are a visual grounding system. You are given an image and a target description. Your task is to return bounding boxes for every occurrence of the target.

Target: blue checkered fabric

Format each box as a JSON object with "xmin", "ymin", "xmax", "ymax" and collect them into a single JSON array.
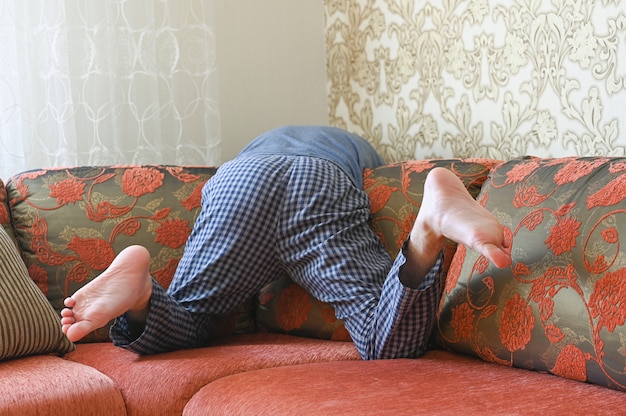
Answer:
[{"xmin": 110, "ymin": 155, "xmax": 443, "ymax": 359}]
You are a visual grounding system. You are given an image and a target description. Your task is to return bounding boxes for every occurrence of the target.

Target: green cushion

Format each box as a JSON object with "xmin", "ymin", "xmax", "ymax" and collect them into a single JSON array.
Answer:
[
  {"xmin": 437, "ymin": 157, "xmax": 626, "ymax": 391},
  {"xmin": 6, "ymin": 166, "xmax": 254, "ymax": 342}
]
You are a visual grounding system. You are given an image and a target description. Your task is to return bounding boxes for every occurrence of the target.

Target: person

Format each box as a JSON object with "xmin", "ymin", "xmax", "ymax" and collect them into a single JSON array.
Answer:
[{"xmin": 61, "ymin": 125, "xmax": 511, "ymax": 360}]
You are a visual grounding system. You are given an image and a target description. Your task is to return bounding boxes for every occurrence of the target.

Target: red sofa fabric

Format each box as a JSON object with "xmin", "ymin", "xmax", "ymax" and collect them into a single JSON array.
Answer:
[
  {"xmin": 0, "ymin": 355, "xmax": 126, "ymax": 416},
  {"xmin": 2, "ymin": 159, "xmax": 624, "ymax": 415},
  {"xmin": 66, "ymin": 333, "xmax": 360, "ymax": 416},
  {"xmin": 183, "ymin": 349, "xmax": 626, "ymax": 415}
]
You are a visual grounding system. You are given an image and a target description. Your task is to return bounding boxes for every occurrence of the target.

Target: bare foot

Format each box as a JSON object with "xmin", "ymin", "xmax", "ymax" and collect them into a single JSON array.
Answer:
[
  {"xmin": 61, "ymin": 245, "xmax": 153, "ymax": 342},
  {"xmin": 401, "ymin": 167, "xmax": 511, "ymax": 286}
]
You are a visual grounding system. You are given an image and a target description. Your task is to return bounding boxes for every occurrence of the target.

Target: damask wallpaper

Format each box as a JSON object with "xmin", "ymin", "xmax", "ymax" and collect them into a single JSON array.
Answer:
[{"xmin": 324, "ymin": 0, "xmax": 626, "ymax": 162}]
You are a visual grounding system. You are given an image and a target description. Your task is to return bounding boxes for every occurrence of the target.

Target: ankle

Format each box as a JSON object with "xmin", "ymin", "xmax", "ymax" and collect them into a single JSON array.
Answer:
[{"xmin": 400, "ymin": 219, "xmax": 444, "ymax": 288}]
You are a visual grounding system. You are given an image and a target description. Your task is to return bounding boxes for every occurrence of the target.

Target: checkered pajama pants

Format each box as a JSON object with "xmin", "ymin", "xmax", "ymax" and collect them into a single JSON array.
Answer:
[{"xmin": 111, "ymin": 155, "xmax": 443, "ymax": 359}]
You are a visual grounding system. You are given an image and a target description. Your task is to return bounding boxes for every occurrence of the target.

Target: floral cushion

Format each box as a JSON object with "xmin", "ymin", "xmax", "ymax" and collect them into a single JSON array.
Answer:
[
  {"xmin": 365, "ymin": 159, "xmax": 500, "ymax": 273},
  {"xmin": 256, "ymin": 159, "xmax": 500, "ymax": 340},
  {"xmin": 6, "ymin": 166, "xmax": 254, "ymax": 342},
  {"xmin": 437, "ymin": 157, "xmax": 626, "ymax": 391}
]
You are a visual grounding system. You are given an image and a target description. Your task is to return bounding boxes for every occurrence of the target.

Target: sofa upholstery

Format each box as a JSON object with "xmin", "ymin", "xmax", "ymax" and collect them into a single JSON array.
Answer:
[
  {"xmin": 0, "ymin": 159, "xmax": 625, "ymax": 415},
  {"xmin": 183, "ymin": 351, "xmax": 626, "ymax": 416},
  {"xmin": 437, "ymin": 157, "xmax": 626, "ymax": 391}
]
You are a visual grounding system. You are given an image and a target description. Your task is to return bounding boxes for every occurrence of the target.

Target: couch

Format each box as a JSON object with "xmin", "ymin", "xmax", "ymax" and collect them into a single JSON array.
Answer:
[{"xmin": 1, "ymin": 157, "xmax": 626, "ymax": 415}]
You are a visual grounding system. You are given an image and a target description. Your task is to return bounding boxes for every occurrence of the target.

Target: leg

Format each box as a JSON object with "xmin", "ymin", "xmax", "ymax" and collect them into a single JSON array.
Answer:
[
  {"xmin": 61, "ymin": 245, "xmax": 153, "ymax": 342},
  {"xmin": 278, "ymin": 162, "xmax": 510, "ymax": 360},
  {"xmin": 62, "ymin": 156, "xmax": 290, "ymax": 348},
  {"xmin": 275, "ymin": 158, "xmax": 392, "ymax": 357},
  {"xmin": 401, "ymin": 167, "xmax": 511, "ymax": 286},
  {"xmin": 165, "ymin": 155, "xmax": 288, "ymax": 315}
]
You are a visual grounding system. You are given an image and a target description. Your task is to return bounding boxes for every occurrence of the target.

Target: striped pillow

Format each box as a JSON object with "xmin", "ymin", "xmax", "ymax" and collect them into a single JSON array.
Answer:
[{"xmin": 0, "ymin": 226, "xmax": 74, "ymax": 360}]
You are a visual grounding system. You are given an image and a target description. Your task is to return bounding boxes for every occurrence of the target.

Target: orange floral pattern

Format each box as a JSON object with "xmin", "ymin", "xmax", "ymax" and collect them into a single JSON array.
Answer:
[
  {"xmin": 155, "ymin": 219, "xmax": 191, "ymax": 249},
  {"xmin": 5, "ymin": 165, "xmax": 256, "ymax": 342},
  {"xmin": 437, "ymin": 156, "xmax": 626, "ymax": 392},
  {"xmin": 450, "ymin": 302, "xmax": 474, "ymax": 341},
  {"xmin": 121, "ymin": 167, "xmax": 165, "ymax": 197},
  {"xmin": 551, "ymin": 345, "xmax": 589, "ymax": 382},
  {"xmin": 499, "ymin": 293, "xmax": 534, "ymax": 353},
  {"xmin": 257, "ymin": 274, "xmax": 349, "ymax": 341},
  {"xmin": 256, "ymin": 159, "xmax": 499, "ymax": 341},
  {"xmin": 67, "ymin": 237, "xmax": 115, "ymax": 270},
  {"xmin": 275, "ymin": 284, "xmax": 312, "ymax": 332},
  {"xmin": 49, "ymin": 178, "xmax": 85, "ymax": 205},
  {"xmin": 589, "ymin": 268, "xmax": 626, "ymax": 332}
]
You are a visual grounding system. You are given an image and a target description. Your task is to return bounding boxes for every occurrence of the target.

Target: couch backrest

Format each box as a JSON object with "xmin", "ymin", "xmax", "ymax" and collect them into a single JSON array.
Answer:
[
  {"xmin": 5, "ymin": 165, "xmax": 254, "ymax": 342},
  {"xmin": 436, "ymin": 156, "xmax": 626, "ymax": 392},
  {"xmin": 5, "ymin": 160, "xmax": 497, "ymax": 344}
]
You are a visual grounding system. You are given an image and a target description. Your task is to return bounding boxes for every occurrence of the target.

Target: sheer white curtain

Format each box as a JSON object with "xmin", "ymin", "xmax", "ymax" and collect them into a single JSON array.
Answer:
[{"xmin": 0, "ymin": 0, "xmax": 221, "ymax": 180}]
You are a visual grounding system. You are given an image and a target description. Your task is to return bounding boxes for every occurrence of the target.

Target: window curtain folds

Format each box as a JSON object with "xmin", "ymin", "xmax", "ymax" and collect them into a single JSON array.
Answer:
[{"xmin": 0, "ymin": 0, "xmax": 221, "ymax": 180}]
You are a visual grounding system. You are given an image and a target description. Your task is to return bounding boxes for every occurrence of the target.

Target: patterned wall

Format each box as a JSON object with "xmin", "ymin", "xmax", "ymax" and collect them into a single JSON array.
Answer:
[{"xmin": 325, "ymin": 0, "xmax": 626, "ymax": 162}]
